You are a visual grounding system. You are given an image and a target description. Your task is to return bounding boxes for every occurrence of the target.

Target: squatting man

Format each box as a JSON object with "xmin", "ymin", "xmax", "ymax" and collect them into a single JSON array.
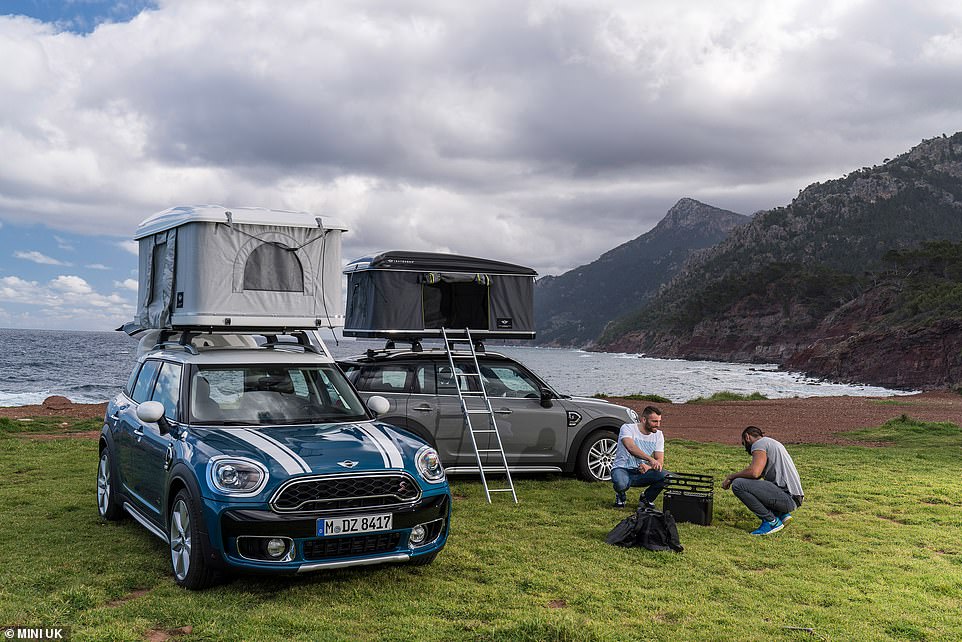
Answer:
[
  {"xmin": 610, "ymin": 406, "xmax": 670, "ymax": 508},
  {"xmin": 721, "ymin": 426, "xmax": 804, "ymax": 535}
]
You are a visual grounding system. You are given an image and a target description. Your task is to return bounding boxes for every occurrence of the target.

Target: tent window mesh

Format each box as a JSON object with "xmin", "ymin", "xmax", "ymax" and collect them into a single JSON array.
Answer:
[
  {"xmin": 423, "ymin": 282, "xmax": 488, "ymax": 329},
  {"xmin": 244, "ymin": 243, "xmax": 304, "ymax": 292}
]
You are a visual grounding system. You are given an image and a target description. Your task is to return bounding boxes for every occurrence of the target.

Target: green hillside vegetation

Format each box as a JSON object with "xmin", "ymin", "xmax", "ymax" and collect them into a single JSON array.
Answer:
[{"xmin": 600, "ymin": 132, "xmax": 962, "ymax": 349}]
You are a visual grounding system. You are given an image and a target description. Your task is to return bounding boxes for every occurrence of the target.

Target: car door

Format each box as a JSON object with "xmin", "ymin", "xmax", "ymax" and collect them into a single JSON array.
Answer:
[
  {"xmin": 117, "ymin": 359, "xmax": 162, "ymax": 501},
  {"xmin": 353, "ymin": 362, "xmax": 412, "ymax": 423},
  {"xmin": 427, "ymin": 360, "xmax": 490, "ymax": 466},
  {"xmin": 477, "ymin": 358, "xmax": 569, "ymax": 465},
  {"xmin": 131, "ymin": 360, "xmax": 181, "ymax": 518}
]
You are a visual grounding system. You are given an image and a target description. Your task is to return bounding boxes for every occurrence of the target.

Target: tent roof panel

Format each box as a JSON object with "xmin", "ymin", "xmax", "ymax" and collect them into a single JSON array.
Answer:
[
  {"xmin": 344, "ymin": 251, "xmax": 537, "ymax": 276},
  {"xmin": 135, "ymin": 205, "xmax": 349, "ymax": 239}
]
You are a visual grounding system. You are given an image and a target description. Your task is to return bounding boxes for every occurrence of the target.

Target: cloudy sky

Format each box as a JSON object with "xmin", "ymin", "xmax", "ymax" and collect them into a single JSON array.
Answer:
[{"xmin": 1, "ymin": 0, "xmax": 961, "ymax": 330}]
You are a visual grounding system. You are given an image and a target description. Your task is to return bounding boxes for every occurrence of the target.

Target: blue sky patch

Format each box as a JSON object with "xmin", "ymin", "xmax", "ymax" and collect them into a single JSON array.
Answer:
[{"xmin": 3, "ymin": 0, "xmax": 157, "ymax": 34}]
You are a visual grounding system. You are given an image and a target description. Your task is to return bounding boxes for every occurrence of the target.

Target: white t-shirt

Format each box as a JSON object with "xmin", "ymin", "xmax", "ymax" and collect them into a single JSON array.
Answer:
[{"xmin": 612, "ymin": 422, "xmax": 664, "ymax": 470}]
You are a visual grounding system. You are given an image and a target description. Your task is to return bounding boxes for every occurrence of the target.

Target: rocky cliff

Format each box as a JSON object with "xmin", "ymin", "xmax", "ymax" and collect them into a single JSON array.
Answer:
[
  {"xmin": 597, "ymin": 132, "xmax": 962, "ymax": 390},
  {"xmin": 534, "ymin": 198, "xmax": 750, "ymax": 346}
]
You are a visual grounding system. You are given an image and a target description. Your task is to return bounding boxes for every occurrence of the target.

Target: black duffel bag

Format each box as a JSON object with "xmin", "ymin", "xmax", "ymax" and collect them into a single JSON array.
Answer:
[{"xmin": 606, "ymin": 505, "xmax": 683, "ymax": 552}]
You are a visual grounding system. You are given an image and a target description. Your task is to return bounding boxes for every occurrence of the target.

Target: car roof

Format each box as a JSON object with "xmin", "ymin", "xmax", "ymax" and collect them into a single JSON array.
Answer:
[
  {"xmin": 338, "ymin": 348, "xmax": 515, "ymax": 364},
  {"xmin": 142, "ymin": 347, "xmax": 337, "ymax": 366}
]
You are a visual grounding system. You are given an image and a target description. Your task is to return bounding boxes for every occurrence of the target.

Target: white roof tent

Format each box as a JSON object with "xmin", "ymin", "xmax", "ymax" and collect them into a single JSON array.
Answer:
[
  {"xmin": 131, "ymin": 205, "xmax": 348, "ymax": 332},
  {"xmin": 343, "ymin": 251, "xmax": 538, "ymax": 340}
]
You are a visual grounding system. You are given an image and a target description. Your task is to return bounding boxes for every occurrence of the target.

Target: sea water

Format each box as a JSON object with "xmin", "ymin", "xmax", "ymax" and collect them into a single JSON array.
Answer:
[{"xmin": 0, "ymin": 328, "xmax": 914, "ymax": 407}]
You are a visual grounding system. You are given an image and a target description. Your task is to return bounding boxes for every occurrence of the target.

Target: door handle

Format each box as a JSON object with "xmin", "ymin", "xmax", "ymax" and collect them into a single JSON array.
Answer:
[
  {"xmin": 133, "ymin": 428, "xmax": 144, "ymax": 437},
  {"xmin": 412, "ymin": 405, "xmax": 434, "ymax": 412}
]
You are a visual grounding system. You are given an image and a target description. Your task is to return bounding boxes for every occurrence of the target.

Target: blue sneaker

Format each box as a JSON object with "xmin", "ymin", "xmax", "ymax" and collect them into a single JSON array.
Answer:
[
  {"xmin": 750, "ymin": 518, "xmax": 784, "ymax": 536},
  {"xmin": 778, "ymin": 513, "xmax": 793, "ymax": 524}
]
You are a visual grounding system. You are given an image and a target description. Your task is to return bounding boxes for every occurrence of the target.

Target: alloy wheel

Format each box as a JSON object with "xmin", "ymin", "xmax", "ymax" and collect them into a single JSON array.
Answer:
[
  {"xmin": 587, "ymin": 437, "xmax": 616, "ymax": 481},
  {"xmin": 169, "ymin": 499, "xmax": 192, "ymax": 581},
  {"xmin": 97, "ymin": 452, "xmax": 111, "ymax": 517}
]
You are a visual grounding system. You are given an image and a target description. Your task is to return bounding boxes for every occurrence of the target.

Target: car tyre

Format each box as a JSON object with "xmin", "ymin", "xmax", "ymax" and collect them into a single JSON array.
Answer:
[
  {"xmin": 169, "ymin": 488, "xmax": 217, "ymax": 590},
  {"xmin": 96, "ymin": 447, "xmax": 123, "ymax": 521},
  {"xmin": 577, "ymin": 429, "xmax": 618, "ymax": 482}
]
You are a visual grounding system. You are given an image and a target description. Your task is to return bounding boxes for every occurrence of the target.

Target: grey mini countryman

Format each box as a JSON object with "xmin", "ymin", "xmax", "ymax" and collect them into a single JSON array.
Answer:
[{"xmin": 339, "ymin": 347, "xmax": 636, "ymax": 483}]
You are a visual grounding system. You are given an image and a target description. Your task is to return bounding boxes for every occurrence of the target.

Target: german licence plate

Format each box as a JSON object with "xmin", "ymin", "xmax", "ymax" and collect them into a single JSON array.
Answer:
[{"xmin": 317, "ymin": 513, "xmax": 393, "ymax": 537}]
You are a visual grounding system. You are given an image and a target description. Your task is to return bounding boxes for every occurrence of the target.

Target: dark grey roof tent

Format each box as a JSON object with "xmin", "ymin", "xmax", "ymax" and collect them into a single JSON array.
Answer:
[
  {"xmin": 132, "ymin": 205, "xmax": 348, "ymax": 331},
  {"xmin": 343, "ymin": 251, "xmax": 538, "ymax": 340}
]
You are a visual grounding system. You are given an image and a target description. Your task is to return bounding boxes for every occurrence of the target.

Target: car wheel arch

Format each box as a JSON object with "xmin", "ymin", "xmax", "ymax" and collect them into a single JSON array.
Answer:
[{"xmin": 566, "ymin": 419, "xmax": 622, "ymax": 472}]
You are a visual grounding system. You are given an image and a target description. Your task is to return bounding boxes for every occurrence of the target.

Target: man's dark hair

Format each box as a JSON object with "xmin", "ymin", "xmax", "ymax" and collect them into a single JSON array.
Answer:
[
  {"xmin": 643, "ymin": 406, "xmax": 662, "ymax": 418},
  {"xmin": 741, "ymin": 426, "xmax": 764, "ymax": 439}
]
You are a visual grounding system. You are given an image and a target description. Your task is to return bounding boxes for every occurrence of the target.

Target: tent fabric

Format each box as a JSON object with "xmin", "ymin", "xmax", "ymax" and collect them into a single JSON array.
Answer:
[
  {"xmin": 343, "ymin": 251, "xmax": 536, "ymax": 339},
  {"xmin": 135, "ymin": 209, "xmax": 344, "ymax": 330}
]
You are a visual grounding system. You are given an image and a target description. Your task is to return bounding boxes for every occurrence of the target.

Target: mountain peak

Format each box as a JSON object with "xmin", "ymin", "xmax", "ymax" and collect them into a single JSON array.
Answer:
[{"xmin": 656, "ymin": 198, "xmax": 749, "ymax": 232}]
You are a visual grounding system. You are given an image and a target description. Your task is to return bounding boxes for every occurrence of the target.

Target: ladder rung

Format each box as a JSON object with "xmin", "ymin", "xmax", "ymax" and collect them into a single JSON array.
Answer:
[
  {"xmin": 487, "ymin": 488, "xmax": 515, "ymax": 493},
  {"xmin": 471, "ymin": 429, "xmax": 497, "ymax": 433},
  {"xmin": 476, "ymin": 449, "xmax": 504, "ymax": 453},
  {"xmin": 456, "ymin": 372, "xmax": 481, "ymax": 377},
  {"xmin": 466, "ymin": 409, "xmax": 491, "ymax": 414}
]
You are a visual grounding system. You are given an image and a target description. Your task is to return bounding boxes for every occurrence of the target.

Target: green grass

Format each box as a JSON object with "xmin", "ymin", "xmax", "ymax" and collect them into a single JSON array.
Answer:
[
  {"xmin": 1, "ymin": 419, "xmax": 961, "ymax": 641},
  {"xmin": 592, "ymin": 393, "xmax": 672, "ymax": 403},
  {"xmin": 686, "ymin": 391, "xmax": 769, "ymax": 403}
]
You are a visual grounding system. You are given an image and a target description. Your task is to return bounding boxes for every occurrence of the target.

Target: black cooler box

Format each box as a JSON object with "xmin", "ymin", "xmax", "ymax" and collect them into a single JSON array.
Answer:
[{"xmin": 663, "ymin": 473, "xmax": 713, "ymax": 525}]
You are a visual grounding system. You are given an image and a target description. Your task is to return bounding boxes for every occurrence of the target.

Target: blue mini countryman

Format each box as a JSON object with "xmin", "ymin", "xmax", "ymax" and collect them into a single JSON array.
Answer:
[{"xmin": 98, "ymin": 330, "xmax": 450, "ymax": 589}]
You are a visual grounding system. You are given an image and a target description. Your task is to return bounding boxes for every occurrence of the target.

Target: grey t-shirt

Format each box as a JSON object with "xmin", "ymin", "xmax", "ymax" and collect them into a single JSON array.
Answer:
[{"xmin": 751, "ymin": 437, "xmax": 804, "ymax": 499}]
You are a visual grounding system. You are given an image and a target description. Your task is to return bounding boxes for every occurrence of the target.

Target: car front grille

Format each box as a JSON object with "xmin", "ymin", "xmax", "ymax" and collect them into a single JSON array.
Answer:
[
  {"xmin": 302, "ymin": 532, "xmax": 403, "ymax": 560},
  {"xmin": 270, "ymin": 472, "xmax": 422, "ymax": 513}
]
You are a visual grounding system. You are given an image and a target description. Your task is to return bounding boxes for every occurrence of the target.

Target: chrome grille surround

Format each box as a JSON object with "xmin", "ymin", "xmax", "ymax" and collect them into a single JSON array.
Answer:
[{"xmin": 270, "ymin": 471, "xmax": 422, "ymax": 514}]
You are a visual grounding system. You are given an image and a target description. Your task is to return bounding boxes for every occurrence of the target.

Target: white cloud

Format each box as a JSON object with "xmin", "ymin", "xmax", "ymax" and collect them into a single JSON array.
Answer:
[
  {"xmin": 85, "ymin": 263, "xmax": 110, "ymax": 270},
  {"xmin": 50, "ymin": 275, "xmax": 93, "ymax": 295},
  {"xmin": 14, "ymin": 250, "xmax": 70, "ymax": 266},
  {"xmin": 116, "ymin": 278, "xmax": 138, "ymax": 291},
  {"xmin": 0, "ymin": 0, "xmax": 960, "ymax": 302},
  {"xmin": 117, "ymin": 240, "xmax": 139, "ymax": 256}
]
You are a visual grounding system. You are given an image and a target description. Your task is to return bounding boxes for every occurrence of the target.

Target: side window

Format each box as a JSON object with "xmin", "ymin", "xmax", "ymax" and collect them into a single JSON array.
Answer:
[
  {"xmin": 151, "ymin": 362, "xmax": 182, "ymax": 421},
  {"xmin": 125, "ymin": 363, "xmax": 142, "ymax": 397},
  {"xmin": 356, "ymin": 365, "xmax": 413, "ymax": 393},
  {"xmin": 436, "ymin": 363, "xmax": 479, "ymax": 395},
  {"xmin": 131, "ymin": 360, "xmax": 162, "ymax": 404},
  {"xmin": 413, "ymin": 363, "xmax": 436, "ymax": 394},
  {"xmin": 479, "ymin": 361, "xmax": 540, "ymax": 398}
]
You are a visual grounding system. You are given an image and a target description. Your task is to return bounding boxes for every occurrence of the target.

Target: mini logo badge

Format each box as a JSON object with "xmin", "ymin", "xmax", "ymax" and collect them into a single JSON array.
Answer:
[{"xmin": 337, "ymin": 460, "xmax": 359, "ymax": 469}]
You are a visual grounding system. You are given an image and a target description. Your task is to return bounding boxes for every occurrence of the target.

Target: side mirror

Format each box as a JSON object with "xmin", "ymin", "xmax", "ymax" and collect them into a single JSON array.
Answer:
[
  {"xmin": 367, "ymin": 395, "xmax": 390, "ymax": 417},
  {"xmin": 540, "ymin": 388, "xmax": 553, "ymax": 408},
  {"xmin": 137, "ymin": 401, "xmax": 165, "ymax": 423},
  {"xmin": 137, "ymin": 400, "xmax": 171, "ymax": 435}
]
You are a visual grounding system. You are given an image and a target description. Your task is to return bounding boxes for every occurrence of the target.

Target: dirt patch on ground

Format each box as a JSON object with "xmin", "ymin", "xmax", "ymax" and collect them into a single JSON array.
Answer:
[
  {"xmin": 612, "ymin": 391, "xmax": 962, "ymax": 445},
  {"xmin": 3, "ymin": 392, "xmax": 961, "ymax": 445},
  {"xmin": 0, "ymin": 396, "xmax": 107, "ymax": 421}
]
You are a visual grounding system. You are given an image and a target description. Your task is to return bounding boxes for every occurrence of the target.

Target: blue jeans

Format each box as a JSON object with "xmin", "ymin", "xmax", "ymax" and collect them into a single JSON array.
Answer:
[
  {"xmin": 611, "ymin": 467, "xmax": 669, "ymax": 504},
  {"xmin": 731, "ymin": 478, "xmax": 798, "ymax": 522}
]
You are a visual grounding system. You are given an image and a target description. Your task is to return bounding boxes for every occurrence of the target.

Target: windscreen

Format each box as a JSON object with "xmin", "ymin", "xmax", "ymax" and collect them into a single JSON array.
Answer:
[{"xmin": 190, "ymin": 364, "xmax": 368, "ymax": 425}]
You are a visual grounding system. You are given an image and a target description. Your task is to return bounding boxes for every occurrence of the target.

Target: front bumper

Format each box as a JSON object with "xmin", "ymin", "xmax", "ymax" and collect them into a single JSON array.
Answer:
[{"xmin": 214, "ymin": 493, "xmax": 450, "ymax": 573}]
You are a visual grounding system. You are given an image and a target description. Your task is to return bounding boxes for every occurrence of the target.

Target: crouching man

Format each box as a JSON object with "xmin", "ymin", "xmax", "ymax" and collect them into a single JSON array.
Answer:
[
  {"xmin": 721, "ymin": 426, "xmax": 804, "ymax": 536},
  {"xmin": 611, "ymin": 406, "xmax": 669, "ymax": 508}
]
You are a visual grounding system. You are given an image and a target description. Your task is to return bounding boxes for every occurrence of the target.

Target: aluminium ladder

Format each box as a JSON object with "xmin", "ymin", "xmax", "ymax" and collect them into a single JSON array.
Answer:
[{"xmin": 441, "ymin": 327, "xmax": 518, "ymax": 503}]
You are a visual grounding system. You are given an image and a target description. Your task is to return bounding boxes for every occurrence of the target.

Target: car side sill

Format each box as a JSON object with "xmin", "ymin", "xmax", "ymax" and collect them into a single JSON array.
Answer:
[
  {"xmin": 124, "ymin": 502, "xmax": 170, "ymax": 544},
  {"xmin": 297, "ymin": 553, "xmax": 410, "ymax": 573},
  {"xmin": 444, "ymin": 466, "xmax": 562, "ymax": 475}
]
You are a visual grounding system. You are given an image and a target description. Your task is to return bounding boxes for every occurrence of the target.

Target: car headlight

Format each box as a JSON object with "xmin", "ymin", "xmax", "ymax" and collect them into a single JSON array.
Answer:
[
  {"xmin": 207, "ymin": 456, "xmax": 268, "ymax": 495},
  {"xmin": 415, "ymin": 446, "xmax": 445, "ymax": 484}
]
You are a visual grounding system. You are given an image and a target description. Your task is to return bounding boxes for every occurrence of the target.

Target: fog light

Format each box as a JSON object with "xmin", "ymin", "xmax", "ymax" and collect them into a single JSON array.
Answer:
[
  {"xmin": 409, "ymin": 524, "xmax": 427, "ymax": 546},
  {"xmin": 266, "ymin": 538, "xmax": 287, "ymax": 558}
]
